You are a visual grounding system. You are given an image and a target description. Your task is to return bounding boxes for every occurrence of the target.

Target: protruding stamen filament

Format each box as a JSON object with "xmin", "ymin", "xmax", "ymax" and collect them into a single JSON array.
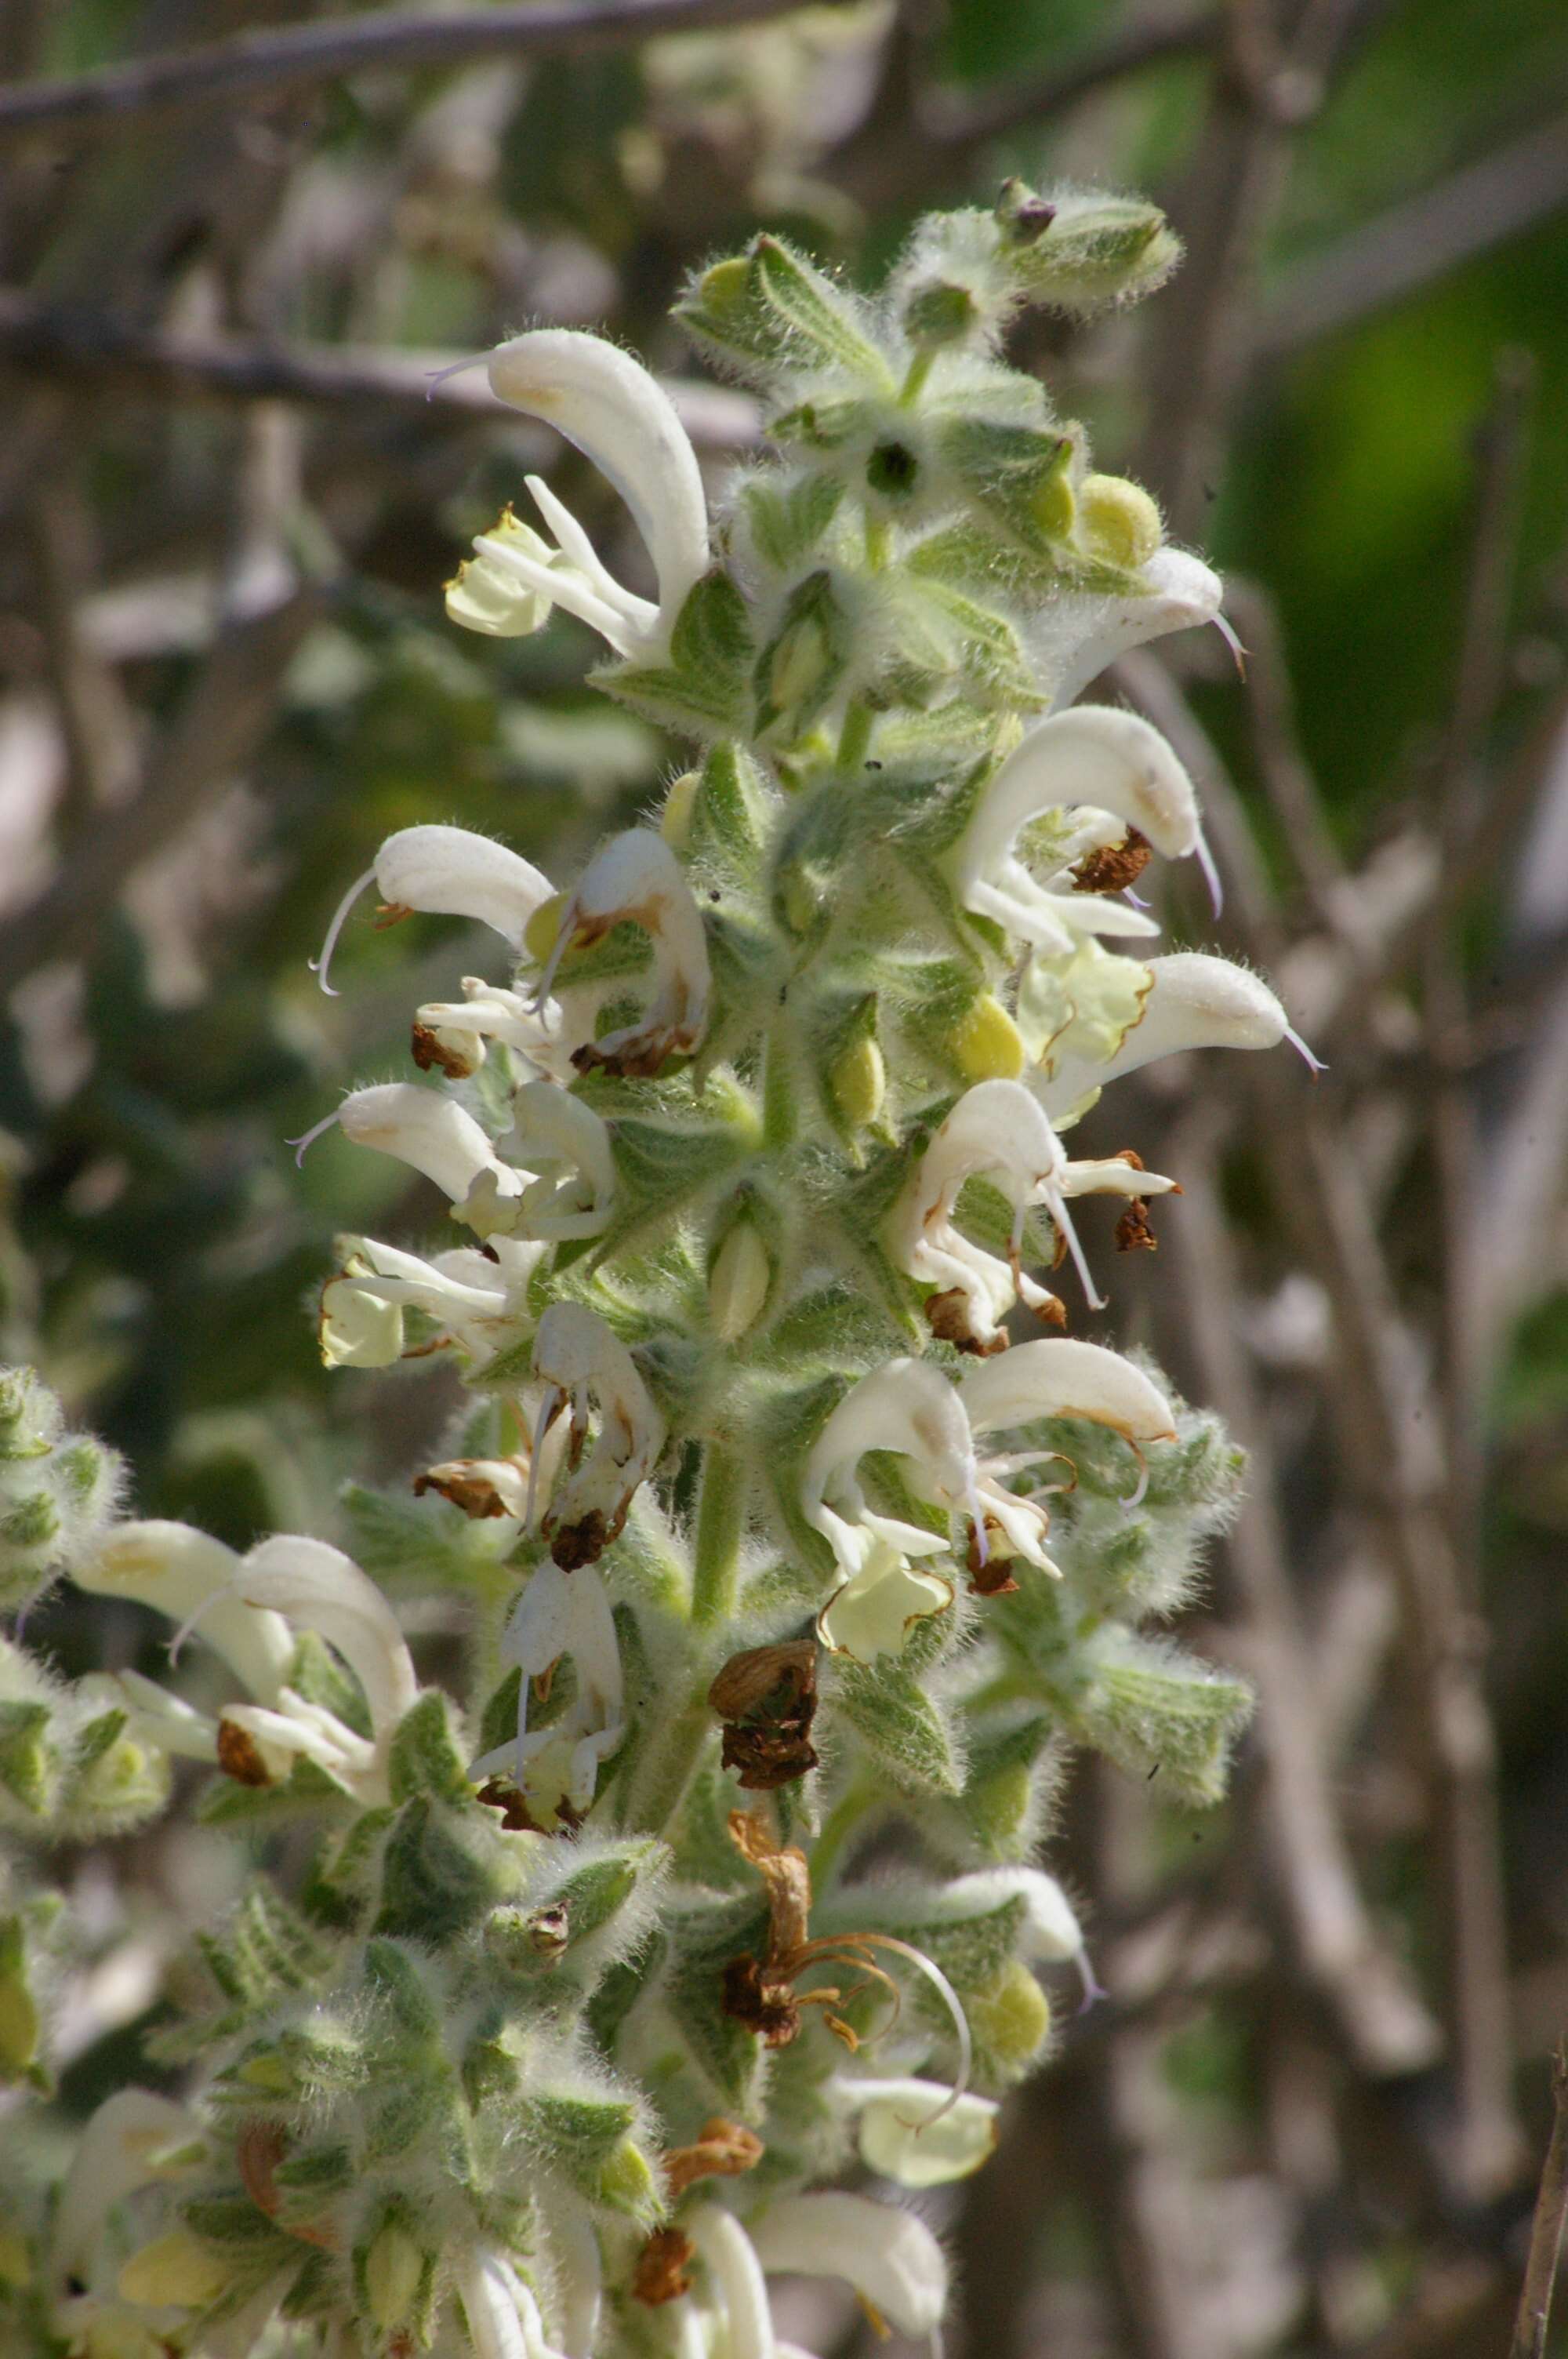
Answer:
[
  {"xmin": 309, "ymin": 867, "xmax": 375, "ymax": 996},
  {"xmin": 285, "ymin": 1110, "xmax": 341, "ymax": 1169},
  {"xmin": 1284, "ymin": 1024, "xmax": 1327, "ymax": 1076}
]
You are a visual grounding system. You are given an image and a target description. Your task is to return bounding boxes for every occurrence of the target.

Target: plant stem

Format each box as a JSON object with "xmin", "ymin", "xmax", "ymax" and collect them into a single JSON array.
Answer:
[{"xmin": 691, "ymin": 1444, "xmax": 746, "ymax": 1630}]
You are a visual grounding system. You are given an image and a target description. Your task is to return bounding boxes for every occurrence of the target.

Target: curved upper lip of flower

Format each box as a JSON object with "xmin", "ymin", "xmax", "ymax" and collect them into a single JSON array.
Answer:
[
  {"xmin": 483, "ymin": 328, "xmax": 711, "ymax": 659},
  {"xmin": 1031, "ymin": 947, "xmax": 1304, "ymax": 1117},
  {"xmin": 1028, "ymin": 544, "xmax": 1224, "ymax": 711}
]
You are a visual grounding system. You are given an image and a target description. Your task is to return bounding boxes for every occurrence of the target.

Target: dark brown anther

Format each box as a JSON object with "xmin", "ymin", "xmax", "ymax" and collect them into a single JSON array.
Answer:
[
  {"xmin": 632, "ymin": 2227, "xmax": 695, "ymax": 2306},
  {"xmin": 412, "ymin": 1459, "xmax": 528, "ymax": 1519},
  {"xmin": 216, "ymin": 1719, "xmax": 273, "ymax": 1787},
  {"xmin": 710, "ymin": 1642, "xmax": 819, "ymax": 1792},
  {"xmin": 967, "ymin": 1522, "xmax": 1020, "ymax": 1598},
  {"xmin": 720, "ymin": 1951, "xmax": 801, "ymax": 2048},
  {"xmin": 476, "ymin": 1778, "xmax": 543, "ymax": 1834},
  {"xmin": 571, "ymin": 1034, "xmax": 677, "ymax": 1081},
  {"xmin": 1072, "ymin": 827, "xmax": 1152, "ymax": 895},
  {"xmin": 547, "ymin": 1507, "xmax": 612, "ymax": 1572},
  {"xmin": 1115, "ymin": 1199, "xmax": 1158, "ymax": 1252},
  {"xmin": 925, "ymin": 1288, "xmax": 1009, "ymax": 1357},
  {"xmin": 410, "ymin": 1022, "xmax": 477, "ymax": 1080}
]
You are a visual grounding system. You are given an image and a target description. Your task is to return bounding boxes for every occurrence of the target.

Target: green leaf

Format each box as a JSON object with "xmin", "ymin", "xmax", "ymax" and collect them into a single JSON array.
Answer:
[
  {"xmin": 742, "ymin": 473, "xmax": 846, "ymax": 572},
  {"xmin": 373, "ymin": 1799, "xmax": 496, "ymax": 1943},
  {"xmin": 748, "ymin": 237, "xmax": 893, "ymax": 387},
  {"xmin": 827, "ymin": 1657, "xmax": 964, "ymax": 1797},
  {"xmin": 388, "ymin": 1692, "xmax": 471, "ymax": 1806}
]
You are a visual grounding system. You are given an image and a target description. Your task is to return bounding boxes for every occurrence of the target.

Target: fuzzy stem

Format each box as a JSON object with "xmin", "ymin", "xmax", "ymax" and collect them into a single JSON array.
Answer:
[
  {"xmin": 899, "ymin": 350, "xmax": 934, "ymax": 407},
  {"xmin": 837, "ymin": 699, "xmax": 873, "ymax": 769},
  {"xmin": 691, "ymin": 1443, "xmax": 746, "ymax": 1630}
]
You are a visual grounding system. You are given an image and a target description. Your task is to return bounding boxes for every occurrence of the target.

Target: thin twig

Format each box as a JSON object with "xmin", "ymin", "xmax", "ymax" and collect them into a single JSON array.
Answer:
[
  {"xmin": 1254, "ymin": 110, "xmax": 1568, "ymax": 359},
  {"xmin": 0, "ymin": 292, "xmax": 759, "ymax": 445},
  {"xmin": 1221, "ymin": 577, "xmax": 1346, "ymax": 908},
  {"xmin": 1511, "ymin": 2043, "xmax": 1568, "ymax": 2359},
  {"xmin": 0, "ymin": 0, "xmax": 819, "ymax": 146}
]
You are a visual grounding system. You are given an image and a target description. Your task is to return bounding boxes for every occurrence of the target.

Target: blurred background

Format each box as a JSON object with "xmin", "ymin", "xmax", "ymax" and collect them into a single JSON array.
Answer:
[{"xmin": 2, "ymin": 1, "xmax": 1568, "ymax": 2354}]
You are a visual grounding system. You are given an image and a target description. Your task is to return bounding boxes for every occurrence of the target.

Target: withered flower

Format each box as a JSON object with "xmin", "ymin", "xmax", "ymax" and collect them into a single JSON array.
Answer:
[
  {"xmin": 709, "ymin": 1641, "xmax": 819, "ymax": 1791},
  {"xmin": 719, "ymin": 1812, "xmax": 971, "ymax": 2099},
  {"xmin": 662, "ymin": 2117, "xmax": 765, "ymax": 2200}
]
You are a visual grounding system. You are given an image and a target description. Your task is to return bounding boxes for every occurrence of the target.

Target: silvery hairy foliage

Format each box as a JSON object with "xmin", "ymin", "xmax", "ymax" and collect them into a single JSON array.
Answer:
[{"xmin": 0, "ymin": 183, "xmax": 1320, "ymax": 2359}]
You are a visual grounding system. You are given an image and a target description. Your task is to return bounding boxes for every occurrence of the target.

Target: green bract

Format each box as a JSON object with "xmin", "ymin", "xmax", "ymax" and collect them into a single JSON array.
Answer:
[{"xmin": 0, "ymin": 184, "xmax": 1319, "ymax": 2359}]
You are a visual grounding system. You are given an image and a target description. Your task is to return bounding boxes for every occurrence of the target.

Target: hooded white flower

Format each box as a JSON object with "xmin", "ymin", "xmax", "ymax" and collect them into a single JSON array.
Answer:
[
  {"xmin": 467, "ymin": 1561, "xmax": 625, "ymax": 1827},
  {"xmin": 1031, "ymin": 948, "xmax": 1318, "ymax": 1118},
  {"xmin": 447, "ymin": 329, "xmax": 710, "ymax": 661},
  {"xmin": 291, "ymin": 1081, "xmax": 528, "ymax": 1239},
  {"xmin": 536, "ymin": 829, "xmax": 711, "ymax": 1076},
  {"xmin": 803, "ymin": 1361, "xmax": 970, "ymax": 1659},
  {"xmin": 318, "ymin": 1234, "xmax": 541, "ymax": 1372},
  {"xmin": 678, "ymin": 2194, "xmax": 948, "ymax": 2359},
  {"xmin": 1029, "ymin": 546, "xmax": 1225, "ymax": 712},
  {"xmin": 507, "ymin": 1081, "xmax": 615, "ymax": 1241},
  {"xmin": 74, "ymin": 1525, "xmax": 417, "ymax": 1805},
  {"xmin": 310, "ymin": 823, "xmax": 554, "ymax": 997},
  {"xmin": 528, "ymin": 1303, "xmax": 665, "ymax": 1568},
  {"xmin": 888, "ymin": 1078, "xmax": 1177, "ymax": 1345},
  {"xmin": 962, "ymin": 1337, "xmax": 1176, "ymax": 1512},
  {"xmin": 936, "ymin": 1866, "xmax": 1103, "ymax": 2007},
  {"xmin": 954, "ymin": 704, "xmax": 1219, "ymax": 947}
]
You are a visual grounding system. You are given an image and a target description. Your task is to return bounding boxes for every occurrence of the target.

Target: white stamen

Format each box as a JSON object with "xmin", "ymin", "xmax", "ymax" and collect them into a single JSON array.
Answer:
[
  {"xmin": 1284, "ymin": 1024, "xmax": 1327, "ymax": 1075},
  {"xmin": 286, "ymin": 1109, "xmax": 341, "ymax": 1168},
  {"xmin": 1195, "ymin": 827, "xmax": 1224, "ymax": 918},
  {"xmin": 309, "ymin": 867, "xmax": 375, "ymax": 995}
]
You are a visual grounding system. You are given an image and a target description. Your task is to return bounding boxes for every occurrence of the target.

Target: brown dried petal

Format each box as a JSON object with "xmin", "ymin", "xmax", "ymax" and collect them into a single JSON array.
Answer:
[
  {"xmin": 412, "ymin": 1458, "xmax": 530, "ymax": 1520},
  {"xmin": 409, "ymin": 1022, "xmax": 477, "ymax": 1081},
  {"xmin": 662, "ymin": 2117, "xmax": 765, "ymax": 2199},
  {"xmin": 632, "ymin": 2227, "xmax": 694, "ymax": 2306},
  {"xmin": 728, "ymin": 1810, "xmax": 811, "ymax": 1958},
  {"xmin": 238, "ymin": 2119, "xmax": 337, "ymax": 2249},
  {"xmin": 720, "ymin": 1953, "xmax": 800, "ymax": 2048},
  {"xmin": 720, "ymin": 1725, "xmax": 820, "ymax": 1790},
  {"xmin": 216, "ymin": 1720, "xmax": 273, "ymax": 1787},
  {"xmin": 1114, "ymin": 1198, "xmax": 1158, "ymax": 1252},
  {"xmin": 709, "ymin": 1641, "xmax": 817, "ymax": 1724},
  {"xmin": 924, "ymin": 1288, "xmax": 1009, "ymax": 1357},
  {"xmin": 546, "ymin": 1507, "xmax": 612, "ymax": 1572},
  {"xmin": 1072, "ymin": 827, "xmax": 1152, "ymax": 895}
]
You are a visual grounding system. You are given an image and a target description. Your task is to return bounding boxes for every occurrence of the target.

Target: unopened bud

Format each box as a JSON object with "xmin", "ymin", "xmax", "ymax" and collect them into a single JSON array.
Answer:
[
  {"xmin": 709, "ymin": 1223, "xmax": 772, "ymax": 1342},
  {"xmin": 969, "ymin": 1959, "xmax": 1051, "ymax": 2067},
  {"xmin": 902, "ymin": 279, "xmax": 978, "ymax": 351},
  {"xmin": 1030, "ymin": 466, "xmax": 1076, "ymax": 543},
  {"xmin": 829, "ymin": 1035, "xmax": 886, "ymax": 1130},
  {"xmin": 599, "ymin": 2134, "xmax": 661, "ymax": 2223},
  {"xmin": 363, "ymin": 2220, "xmax": 427, "ymax": 2334},
  {"xmin": 118, "ymin": 2230, "xmax": 232, "ymax": 2310},
  {"xmin": 769, "ymin": 614, "xmax": 831, "ymax": 714},
  {"xmin": 949, "ymin": 995, "xmax": 1025, "ymax": 1081},
  {"xmin": 660, "ymin": 771, "xmax": 700, "ymax": 850},
  {"xmin": 1079, "ymin": 474, "xmax": 1162, "ymax": 570}
]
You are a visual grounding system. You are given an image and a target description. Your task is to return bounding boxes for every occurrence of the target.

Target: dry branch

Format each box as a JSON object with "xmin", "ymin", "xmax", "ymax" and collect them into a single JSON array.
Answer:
[
  {"xmin": 0, "ymin": 0, "xmax": 821, "ymax": 146},
  {"xmin": 1512, "ymin": 2043, "xmax": 1568, "ymax": 2359}
]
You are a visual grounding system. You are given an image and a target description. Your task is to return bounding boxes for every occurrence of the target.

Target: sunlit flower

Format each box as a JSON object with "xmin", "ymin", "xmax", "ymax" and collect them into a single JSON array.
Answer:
[
  {"xmin": 412, "ymin": 975, "xmax": 576, "ymax": 1086},
  {"xmin": 318, "ymin": 1234, "xmax": 541, "ymax": 1372},
  {"xmin": 962, "ymin": 1336, "xmax": 1176, "ymax": 1514},
  {"xmin": 76, "ymin": 1525, "xmax": 417, "ymax": 1805},
  {"xmin": 290, "ymin": 1081, "xmax": 527, "ymax": 1238},
  {"xmin": 953, "ymin": 704, "xmax": 1220, "ymax": 945},
  {"xmin": 468, "ymin": 1561, "xmax": 625, "ymax": 1830},
  {"xmin": 310, "ymin": 823, "xmax": 554, "ymax": 998},
  {"xmin": 535, "ymin": 829, "xmax": 711, "ymax": 1077},
  {"xmin": 528, "ymin": 1304, "xmax": 666, "ymax": 1569},
  {"xmin": 446, "ymin": 329, "xmax": 710, "ymax": 661},
  {"xmin": 1029, "ymin": 545, "xmax": 1225, "ymax": 711},
  {"xmin": 1031, "ymin": 947, "xmax": 1320, "ymax": 1118},
  {"xmin": 888, "ymin": 1078, "xmax": 1177, "ymax": 1347}
]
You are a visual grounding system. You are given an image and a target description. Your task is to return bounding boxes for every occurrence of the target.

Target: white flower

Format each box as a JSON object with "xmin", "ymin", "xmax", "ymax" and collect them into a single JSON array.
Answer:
[
  {"xmin": 75, "ymin": 1525, "xmax": 417, "ymax": 1805},
  {"xmin": 310, "ymin": 823, "xmax": 554, "ymax": 996},
  {"xmin": 1032, "ymin": 948, "xmax": 1319, "ymax": 1118},
  {"xmin": 954, "ymin": 704, "xmax": 1219, "ymax": 943},
  {"xmin": 291, "ymin": 1082, "xmax": 527, "ymax": 1236},
  {"xmin": 49, "ymin": 2088, "xmax": 207, "ymax": 2356},
  {"xmin": 467, "ymin": 1562, "xmax": 625, "ymax": 1829},
  {"xmin": 962, "ymin": 1337, "xmax": 1175, "ymax": 1511},
  {"xmin": 536, "ymin": 829, "xmax": 711, "ymax": 1076},
  {"xmin": 803, "ymin": 1360, "xmax": 972, "ymax": 1659},
  {"xmin": 318, "ymin": 1234, "xmax": 540, "ymax": 1372},
  {"xmin": 680, "ymin": 2194, "xmax": 948, "ymax": 2359},
  {"xmin": 528, "ymin": 1303, "xmax": 666, "ymax": 1568},
  {"xmin": 833, "ymin": 2076, "xmax": 1000, "ymax": 2186},
  {"xmin": 459, "ymin": 2248, "xmax": 571, "ymax": 2359},
  {"xmin": 448, "ymin": 329, "xmax": 710, "ymax": 660},
  {"xmin": 888, "ymin": 1078, "xmax": 1177, "ymax": 1345},
  {"xmin": 1028, "ymin": 546, "xmax": 1225, "ymax": 711},
  {"xmin": 413, "ymin": 976, "xmax": 577, "ymax": 1086},
  {"xmin": 938, "ymin": 1865, "xmax": 1103, "ymax": 2008},
  {"xmin": 507, "ymin": 1081, "xmax": 615, "ymax": 1241}
]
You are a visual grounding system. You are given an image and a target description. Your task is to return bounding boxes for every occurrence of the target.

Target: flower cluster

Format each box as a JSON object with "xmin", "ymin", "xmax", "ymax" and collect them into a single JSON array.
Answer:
[{"xmin": 0, "ymin": 183, "xmax": 1317, "ymax": 2359}]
